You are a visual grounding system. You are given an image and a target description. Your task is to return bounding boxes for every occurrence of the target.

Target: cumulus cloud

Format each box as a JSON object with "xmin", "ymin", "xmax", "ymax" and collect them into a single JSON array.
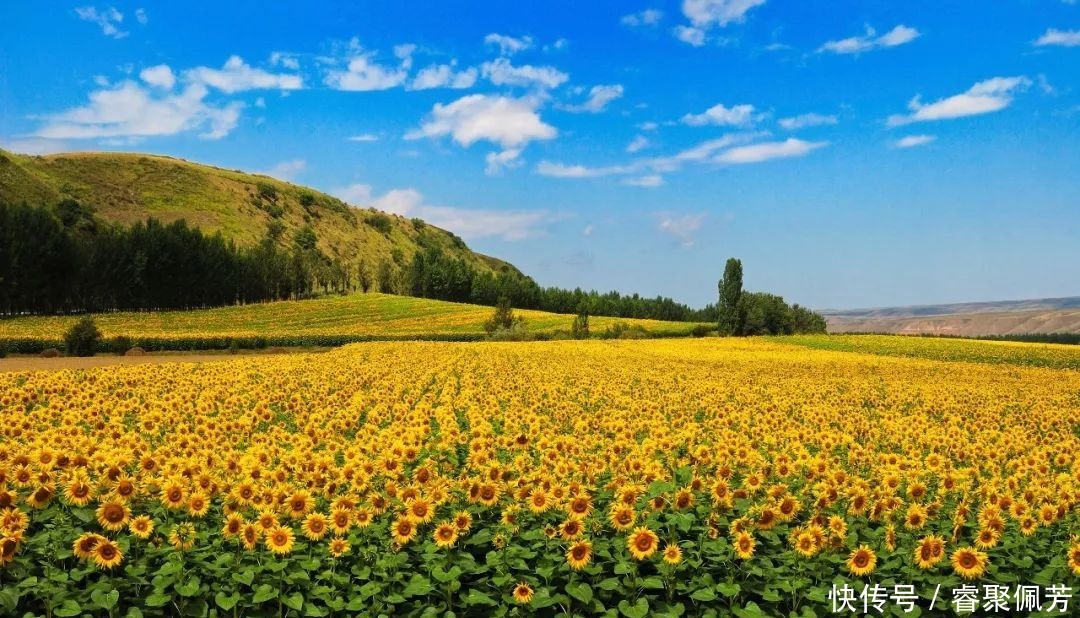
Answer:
[
  {"xmin": 481, "ymin": 57, "xmax": 569, "ymax": 89},
  {"xmin": 34, "ymin": 81, "xmax": 241, "ymax": 141},
  {"xmin": 623, "ymin": 175, "xmax": 663, "ymax": 188},
  {"xmin": 75, "ymin": 6, "xmax": 127, "ymax": 38},
  {"xmin": 681, "ymin": 103, "xmax": 761, "ymax": 126},
  {"xmin": 134, "ymin": 8, "xmax": 147, "ymax": 24},
  {"xmin": 333, "ymin": 183, "xmax": 558, "ymax": 240},
  {"xmin": 819, "ymin": 25, "xmax": 920, "ymax": 54},
  {"xmin": 714, "ymin": 138, "xmax": 827, "ymax": 163},
  {"xmin": 894, "ymin": 135, "xmax": 936, "ymax": 148},
  {"xmin": 778, "ymin": 112, "xmax": 837, "ymax": 130},
  {"xmin": 0, "ymin": 138, "xmax": 73, "ymax": 155},
  {"xmin": 324, "ymin": 39, "xmax": 412, "ymax": 91},
  {"xmin": 406, "ymin": 94, "xmax": 557, "ymax": 174},
  {"xmin": 674, "ymin": 0, "xmax": 765, "ymax": 45},
  {"xmin": 262, "ymin": 159, "xmax": 306, "ymax": 181},
  {"xmin": 626, "ymin": 135, "xmax": 650, "ymax": 153},
  {"xmin": 887, "ymin": 76, "xmax": 1031, "ymax": 126},
  {"xmin": 656, "ymin": 212, "xmax": 706, "ymax": 247},
  {"xmin": 484, "ymin": 33, "xmax": 534, "ymax": 56},
  {"xmin": 269, "ymin": 52, "xmax": 301, "ymax": 70},
  {"xmin": 560, "ymin": 84, "xmax": 624, "ymax": 113},
  {"xmin": 185, "ymin": 56, "xmax": 303, "ymax": 93},
  {"xmin": 139, "ymin": 65, "xmax": 175, "ymax": 90},
  {"xmin": 347, "ymin": 133, "xmax": 379, "ymax": 142},
  {"xmin": 621, "ymin": 9, "xmax": 664, "ymax": 27},
  {"xmin": 409, "ymin": 63, "xmax": 478, "ymax": 90},
  {"xmin": 1035, "ymin": 29, "xmax": 1080, "ymax": 47}
]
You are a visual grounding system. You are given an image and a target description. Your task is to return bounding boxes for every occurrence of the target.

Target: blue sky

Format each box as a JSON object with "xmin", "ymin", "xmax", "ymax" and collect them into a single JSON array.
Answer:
[{"xmin": 2, "ymin": 1, "xmax": 1078, "ymax": 309}]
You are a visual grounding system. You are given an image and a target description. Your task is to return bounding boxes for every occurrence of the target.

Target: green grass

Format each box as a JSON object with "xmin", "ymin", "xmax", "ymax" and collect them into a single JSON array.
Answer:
[
  {"xmin": 774, "ymin": 333, "xmax": 1080, "ymax": 370},
  {"xmin": 0, "ymin": 293, "xmax": 703, "ymax": 352},
  {"xmin": 0, "ymin": 148, "xmax": 518, "ymax": 278}
]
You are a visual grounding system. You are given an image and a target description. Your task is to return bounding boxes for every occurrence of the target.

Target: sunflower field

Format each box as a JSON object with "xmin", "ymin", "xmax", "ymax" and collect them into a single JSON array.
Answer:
[{"xmin": 2, "ymin": 338, "xmax": 1080, "ymax": 617}]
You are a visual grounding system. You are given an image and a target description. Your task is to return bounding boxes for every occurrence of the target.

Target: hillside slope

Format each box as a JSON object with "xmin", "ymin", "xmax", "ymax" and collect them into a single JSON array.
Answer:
[
  {"xmin": 0, "ymin": 148, "xmax": 518, "ymax": 278},
  {"xmin": 824, "ymin": 297, "xmax": 1080, "ymax": 335}
]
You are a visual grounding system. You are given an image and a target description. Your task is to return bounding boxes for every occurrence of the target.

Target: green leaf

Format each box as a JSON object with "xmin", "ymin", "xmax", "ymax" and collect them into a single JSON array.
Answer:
[
  {"xmin": 614, "ymin": 561, "xmax": 634, "ymax": 574},
  {"xmin": 282, "ymin": 592, "xmax": 304, "ymax": 611},
  {"xmin": 717, "ymin": 582, "xmax": 741, "ymax": 597},
  {"xmin": 403, "ymin": 574, "xmax": 432, "ymax": 597},
  {"xmin": 215, "ymin": 591, "xmax": 241, "ymax": 611},
  {"xmin": 691, "ymin": 588, "xmax": 717, "ymax": 602},
  {"xmin": 253, "ymin": 584, "xmax": 278, "ymax": 604},
  {"xmin": 598, "ymin": 578, "xmax": 621, "ymax": 591},
  {"xmin": 566, "ymin": 582, "xmax": 593, "ymax": 604},
  {"xmin": 91, "ymin": 588, "xmax": 120, "ymax": 610},
  {"xmin": 465, "ymin": 589, "xmax": 497, "ymax": 606},
  {"xmin": 619, "ymin": 598, "xmax": 650, "ymax": 618},
  {"xmin": 54, "ymin": 600, "xmax": 83, "ymax": 617},
  {"xmin": 145, "ymin": 592, "xmax": 171, "ymax": 608},
  {"xmin": 733, "ymin": 602, "xmax": 768, "ymax": 618},
  {"xmin": 233, "ymin": 569, "xmax": 255, "ymax": 586},
  {"xmin": 176, "ymin": 577, "xmax": 201, "ymax": 597},
  {"xmin": 640, "ymin": 577, "xmax": 665, "ymax": 590},
  {"xmin": 125, "ymin": 608, "xmax": 144, "ymax": 618},
  {"xmin": 358, "ymin": 581, "xmax": 382, "ymax": 600}
]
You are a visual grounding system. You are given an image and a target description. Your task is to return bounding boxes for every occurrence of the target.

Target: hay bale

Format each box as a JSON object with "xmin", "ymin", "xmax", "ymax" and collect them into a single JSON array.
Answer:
[
  {"xmin": 124, "ymin": 347, "xmax": 146, "ymax": 357},
  {"xmin": 39, "ymin": 348, "xmax": 62, "ymax": 358}
]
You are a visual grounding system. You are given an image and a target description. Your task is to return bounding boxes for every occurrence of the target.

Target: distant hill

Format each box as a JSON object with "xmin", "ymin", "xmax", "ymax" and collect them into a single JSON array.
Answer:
[
  {"xmin": 0, "ymin": 148, "xmax": 520, "ymax": 278},
  {"xmin": 824, "ymin": 297, "xmax": 1080, "ymax": 335}
]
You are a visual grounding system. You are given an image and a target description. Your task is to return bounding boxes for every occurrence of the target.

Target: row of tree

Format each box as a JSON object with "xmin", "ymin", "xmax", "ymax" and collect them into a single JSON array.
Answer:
[{"xmin": 716, "ymin": 258, "xmax": 826, "ymax": 335}]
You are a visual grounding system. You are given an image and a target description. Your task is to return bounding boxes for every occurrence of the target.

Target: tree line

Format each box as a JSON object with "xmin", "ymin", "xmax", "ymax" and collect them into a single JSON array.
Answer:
[{"xmin": 716, "ymin": 258, "xmax": 826, "ymax": 335}]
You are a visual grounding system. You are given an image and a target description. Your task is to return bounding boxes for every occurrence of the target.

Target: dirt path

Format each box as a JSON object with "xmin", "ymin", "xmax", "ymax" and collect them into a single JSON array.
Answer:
[{"xmin": 0, "ymin": 348, "xmax": 328, "ymax": 373}]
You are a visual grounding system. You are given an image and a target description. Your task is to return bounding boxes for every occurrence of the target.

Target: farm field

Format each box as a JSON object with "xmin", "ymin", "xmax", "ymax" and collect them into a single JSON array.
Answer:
[
  {"xmin": 0, "ymin": 293, "xmax": 700, "ymax": 351},
  {"xmin": 2, "ymin": 337, "xmax": 1078, "ymax": 616}
]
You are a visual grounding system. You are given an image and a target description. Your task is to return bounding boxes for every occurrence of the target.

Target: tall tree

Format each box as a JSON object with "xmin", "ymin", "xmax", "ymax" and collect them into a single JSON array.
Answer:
[{"xmin": 717, "ymin": 257, "xmax": 744, "ymax": 335}]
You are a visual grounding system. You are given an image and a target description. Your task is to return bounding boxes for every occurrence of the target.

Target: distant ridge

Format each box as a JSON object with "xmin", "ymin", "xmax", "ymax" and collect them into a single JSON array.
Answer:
[{"xmin": 824, "ymin": 297, "xmax": 1080, "ymax": 336}]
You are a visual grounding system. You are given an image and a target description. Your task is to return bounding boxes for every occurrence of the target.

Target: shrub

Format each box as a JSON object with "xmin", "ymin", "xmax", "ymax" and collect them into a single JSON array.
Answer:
[
  {"xmin": 484, "ymin": 297, "xmax": 524, "ymax": 335},
  {"xmin": 691, "ymin": 324, "xmax": 715, "ymax": 338},
  {"xmin": 0, "ymin": 341, "xmax": 6, "ymax": 358},
  {"xmin": 39, "ymin": 348, "xmax": 62, "ymax": 358},
  {"xmin": 63, "ymin": 317, "xmax": 101, "ymax": 357},
  {"xmin": 111, "ymin": 335, "xmax": 133, "ymax": 355},
  {"xmin": 571, "ymin": 308, "xmax": 590, "ymax": 340}
]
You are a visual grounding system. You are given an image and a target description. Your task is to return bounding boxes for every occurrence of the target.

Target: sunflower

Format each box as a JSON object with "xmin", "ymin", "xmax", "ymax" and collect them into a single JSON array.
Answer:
[
  {"xmin": 329, "ymin": 537, "xmax": 350, "ymax": 558},
  {"xmin": 974, "ymin": 527, "xmax": 1000, "ymax": 549},
  {"xmin": 256, "ymin": 509, "xmax": 279, "ymax": 531},
  {"xmin": 827, "ymin": 515, "xmax": 847, "ymax": 539},
  {"xmin": 169, "ymin": 522, "xmax": 197, "ymax": 551},
  {"xmin": 392, "ymin": 516, "xmax": 417, "ymax": 545},
  {"xmin": 512, "ymin": 582, "xmax": 534, "ymax": 604},
  {"xmin": 0, "ymin": 534, "xmax": 18, "ymax": 564},
  {"xmin": 265, "ymin": 525, "xmax": 295, "ymax": 555},
  {"xmin": 1019, "ymin": 516, "xmax": 1038, "ymax": 537},
  {"xmin": 559, "ymin": 518, "xmax": 583, "ymax": 540},
  {"xmin": 904, "ymin": 503, "xmax": 928, "ymax": 530},
  {"xmin": 733, "ymin": 531, "xmax": 756, "ymax": 560},
  {"xmin": 914, "ymin": 535, "xmax": 945, "ymax": 569},
  {"xmin": 161, "ymin": 481, "xmax": 186, "ymax": 510},
  {"xmin": 847, "ymin": 545, "xmax": 877, "ymax": 577},
  {"xmin": 1068, "ymin": 542, "xmax": 1080, "ymax": 577},
  {"xmin": 454, "ymin": 511, "xmax": 473, "ymax": 532},
  {"xmin": 96, "ymin": 500, "xmax": 130, "ymax": 532},
  {"xmin": 566, "ymin": 539, "xmax": 593, "ymax": 570},
  {"xmin": 478, "ymin": 483, "xmax": 499, "ymax": 507},
  {"xmin": 222, "ymin": 514, "xmax": 245, "ymax": 538},
  {"xmin": 609, "ymin": 505, "xmax": 635, "ymax": 531},
  {"xmin": 673, "ymin": 488, "xmax": 694, "ymax": 510},
  {"xmin": 286, "ymin": 491, "xmax": 314, "ymax": 519},
  {"xmin": 951, "ymin": 547, "xmax": 988, "ymax": 580},
  {"xmin": 627, "ymin": 526, "xmax": 659, "ymax": 560},
  {"xmin": 26, "ymin": 485, "xmax": 54, "ymax": 509},
  {"xmin": 241, "ymin": 523, "xmax": 260, "ymax": 550},
  {"xmin": 73, "ymin": 532, "xmax": 104, "ymax": 560},
  {"xmin": 93, "ymin": 538, "xmax": 123, "ymax": 570},
  {"xmin": 302, "ymin": 513, "xmax": 329, "ymax": 541},
  {"xmin": 793, "ymin": 531, "xmax": 817, "ymax": 557},
  {"xmin": 64, "ymin": 478, "xmax": 93, "ymax": 507},
  {"xmin": 566, "ymin": 496, "xmax": 592, "ymax": 520},
  {"xmin": 433, "ymin": 522, "xmax": 458, "ymax": 548},
  {"xmin": 129, "ymin": 515, "xmax": 154, "ymax": 539},
  {"xmin": 187, "ymin": 492, "xmax": 210, "ymax": 518},
  {"xmin": 406, "ymin": 497, "xmax": 434, "ymax": 523},
  {"xmin": 662, "ymin": 543, "xmax": 683, "ymax": 565},
  {"xmin": 0, "ymin": 509, "xmax": 28, "ymax": 535},
  {"xmin": 354, "ymin": 507, "xmax": 373, "ymax": 529}
]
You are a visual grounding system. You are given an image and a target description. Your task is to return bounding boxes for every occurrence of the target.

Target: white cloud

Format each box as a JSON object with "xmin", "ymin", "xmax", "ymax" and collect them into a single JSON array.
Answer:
[
  {"xmin": 134, "ymin": 8, "xmax": 147, "ymax": 24},
  {"xmin": 638, "ymin": 121, "xmax": 659, "ymax": 131},
  {"xmin": 409, "ymin": 63, "xmax": 478, "ymax": 90},
  {"xmin": 673, "ymin": 26, "xmax": 707, "ymax": 46},
  {"xmin": 262, "ymin": 159, "xmax": 306, "ymax": 181},
  {"xmin": 1035, "ymin": 29, "xmax": 1080, "ymax": 47},
  {"xmin": 481, "ymin": 58, "xmax": 569, "ymax": 89},
  {"xmin": 820, "ymin": 25, "xmax": 920, "ymax": 54},
  {"xmin": 624, "ymin": 175, "xmax": 663, "ymax": 188},
  {"xmin": 484, "ymin": 33, "xmax": 534, "ymax": 56},
  {"xmin": 583, "ymin": 224, "xmax": 593, "ymax": 236},
  {"xmin": 535, "ymin": 161, "xmax": 633, "ymax": 178},
  {"xmin": 682, "ymin": 103, "xmax": 760, "ymax": 126},
  {"xmin": 406, "ymin": 94, "xmax": 557, "ymax": 174},
  {"xmin": 561, "ymin": 84, "xmax": 624, "ymax": 113},
  {"xmin": 714, "ymin": 138, "xmax": 826, "ymax": 164},
  {"xmin": 621, "ymin": 9, "xmax": 664, "ymax": 27},
  {"xmin": 778, "ymin": 112, "xmax": 837, "ymax": 130},
  {"xmin": 894, "ymin": 134, "xmax": 936, "ymax": 148},
  {"xmin": 185, "ymin": 56, "xmax": 303, "ymax": 93},
  {"xmin": 333, "ymin": 183, "xmax": 557, "ymax": 240},
  {"xmin": 75, "ymin": 7, "xmax": 127, "ymax": 39},
  {"xmin": 656, "ymin": 213, "xmax": 705, "ymax": 247},
  {"xmin": 545, "ymin": 38, "xmax": 570, "ymax": 52},
  {"xmin": 35, "ymin": 81, "xmax": 241, "ymax": 141},
  {"xmin": 347, "ymin": 133, "xmax": 379, "ymax": 142},
  {"xmin": 269, "ymin": 52, "xmax": 300, "ymax": 70},
  {"xmin": 484, "ymin": 148, "xmax": 524, "ymax": 175},
  {"xmin": 324, "ymin": 40, "xmax": 411, "ymax": 91},
  {"xmin": 0, "ymin": 138, "xmax": 72, "ymax": 155},
  {"xmin": 626, "ymin": 135, "xmax": 650, "ymax": 153},
  {"xmin": 887, "ymin": 76, "xmax": 1031, "ymax": 126},
  {"xmin": 139, "ymin": 65, "xmax": 175, "ymax": 90}
]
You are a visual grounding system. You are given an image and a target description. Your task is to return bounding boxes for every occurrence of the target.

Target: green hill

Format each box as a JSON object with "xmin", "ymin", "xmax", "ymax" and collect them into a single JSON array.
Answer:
[{"xmin": 0, "ymin": 148, "xmax": 518, "ymax": 278}]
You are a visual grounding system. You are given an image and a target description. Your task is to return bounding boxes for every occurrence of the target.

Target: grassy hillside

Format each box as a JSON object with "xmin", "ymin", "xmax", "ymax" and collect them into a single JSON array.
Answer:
[
  {"xmin": 0, "ymin": 292, "xmax": 702, "ymax": 350},
  {"xmin": 0, "ymin": 148, "xmax": 518, "ymax": 278}
]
